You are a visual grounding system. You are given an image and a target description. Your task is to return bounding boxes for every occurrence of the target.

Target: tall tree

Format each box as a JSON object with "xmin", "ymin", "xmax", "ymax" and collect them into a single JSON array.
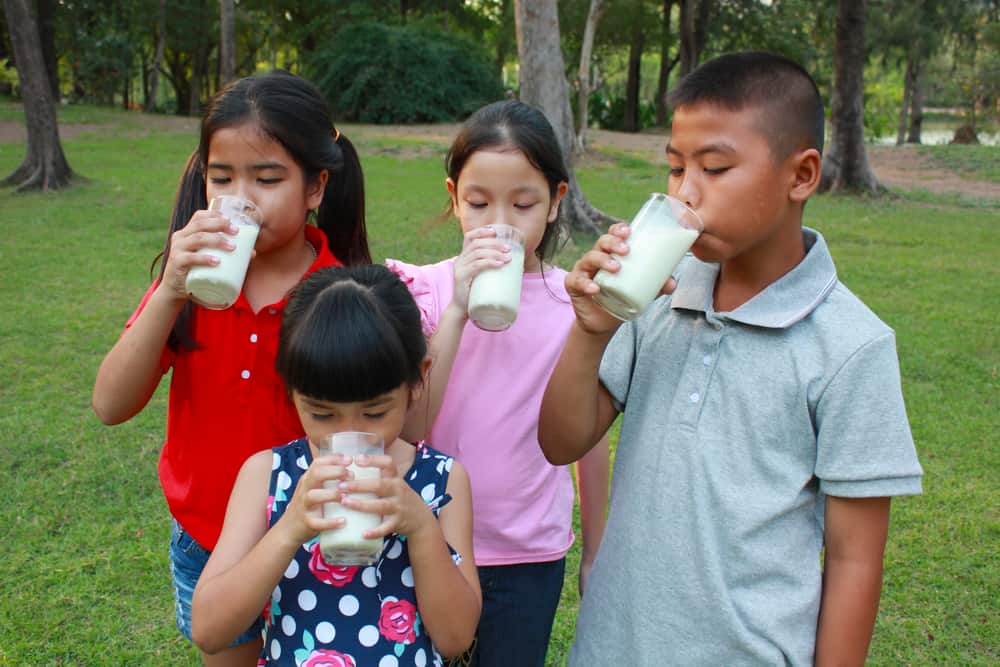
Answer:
[
  {"xmin": 622, "ymin": 0, "xmax": 645, "ymax": 133},
  {"xmin": 514, "ymin": 0, "xmax": 614, "ymax": 234},
  {"xmin": 575, "ymin": 0, "xmax": 606, "ymax": 153},
  {"xmin": 679, "ymin": 0, "xmax": 697, "ymax": 76},
  {"xmin": 2, "ymin": 0, "xmax": 74, "ymax": 190},
  {"xmin": 655, "ymin": 0, "xmax": 679, "ymax": 126},
  {"xmin": 820, "ymin": 0, "xmax": 879, "ymax": 194},
  {"xmin": 906, "ymin": 63, "xmax": 925, "ymax": 143},
  {"xmin": 146, "ymin": 0, "xmax": 166, "ymax": 111},
  {"xmin": 220, "ymin": 0, "xmax": 235, "ymax": 84},
  {"xmin": 36, "ymin": 0, "xmax": 58, "ymax": 98}
]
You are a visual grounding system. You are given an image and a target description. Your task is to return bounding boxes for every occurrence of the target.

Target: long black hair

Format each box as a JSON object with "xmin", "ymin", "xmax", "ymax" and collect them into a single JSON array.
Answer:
[
  {"xmin": 158, "ymin": 70, "xmax": 370, "ymax": 350},
  {"xmin": 276, "ymin": 265, "xmax": 427, "ymax": 403},
  {"xmin": 445, "ymin": 100, "xmax": 569, "ymax": 266}
]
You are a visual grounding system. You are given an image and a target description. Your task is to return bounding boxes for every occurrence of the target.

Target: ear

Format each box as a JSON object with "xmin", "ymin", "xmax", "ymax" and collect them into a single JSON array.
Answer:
[
  {"xmin": 547, "ymin": 181, "xmax": 569, "ymax": 223},
  {"xmin": 445, "ymin": 177, "xmax": 459, "ymax": 211},
  {"xmin": 409, "ymin": 356, "xmax": 434, "ymax": 404},
  {"xmin": 788, "ymin": 148, "xmax": 821, "ymax": 203},
  {"xmin": 306, "ymin": 168, "xmax": 329, "ymax": 210}
]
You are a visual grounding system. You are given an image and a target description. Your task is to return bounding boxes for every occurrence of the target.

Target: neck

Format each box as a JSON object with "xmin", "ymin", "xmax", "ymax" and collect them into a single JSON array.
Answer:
[
  {"xmin": 243, "ymin": 232, "xmax": 315, "ymax": 312},
  {"xmin": 713, "ymin": 224, "xmax": 805, "ymax": 312}
]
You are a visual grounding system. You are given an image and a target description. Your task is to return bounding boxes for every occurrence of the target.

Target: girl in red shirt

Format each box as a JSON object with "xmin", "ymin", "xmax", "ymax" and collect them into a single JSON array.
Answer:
[{"xmin": 93, "ymin": 70, "xmax": 369, "ymax": 667}]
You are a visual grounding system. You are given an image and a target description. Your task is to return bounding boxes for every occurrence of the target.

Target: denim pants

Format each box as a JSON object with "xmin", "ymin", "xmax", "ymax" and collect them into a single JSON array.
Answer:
[{"xmin": 468, "ymin": 558, "xmax": 566, "ymax": 667}]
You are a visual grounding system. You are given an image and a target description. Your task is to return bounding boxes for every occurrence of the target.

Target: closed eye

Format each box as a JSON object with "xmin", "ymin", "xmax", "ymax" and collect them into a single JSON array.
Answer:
[
  {"xmin": 668, "ymin": 167, "xmax": 684, "ymax": 177},
  {"xmin": 705, "ymin": 167, "xmax": 730, "ymax": 175}
]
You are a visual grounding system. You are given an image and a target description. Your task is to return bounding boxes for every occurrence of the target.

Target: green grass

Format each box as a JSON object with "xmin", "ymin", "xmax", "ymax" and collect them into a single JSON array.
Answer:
[
  {"xmin": 917, "ymin": 144, "xmax": 1000, "ymax": 182},
  {"xmin": 1, "ymin": 107, "xmax": 997, "ymax": 665}
]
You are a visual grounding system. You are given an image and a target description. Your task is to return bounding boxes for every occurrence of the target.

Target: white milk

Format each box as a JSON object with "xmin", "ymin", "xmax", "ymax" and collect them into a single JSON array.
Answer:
[
  {"xmin": 594, "ymin": 225, "xmax": 699, "ymax": 320},
  {"xmin": 468, "ymin": 244, "xmax": 526, "ymax": 331},
  {"xmin": 319, "ymin": 462, "xmax": 383, "ymax": 565},
  {"xmin": 184, "ymin": 221, "xmax": 259, "ymax": 309}
]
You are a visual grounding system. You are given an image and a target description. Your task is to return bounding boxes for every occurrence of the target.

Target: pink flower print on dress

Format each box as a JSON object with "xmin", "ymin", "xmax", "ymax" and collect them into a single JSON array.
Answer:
[
  {"xmin": 378, "ymin": 598, "xmax": 419, "ymax": 644},
  {"xmin": 300, "ymin": 648, "xmax": 357, "ymax": 667},
  {"xmin": 308, "ymin": 542, "xmax": 359, "ymax": 586}
]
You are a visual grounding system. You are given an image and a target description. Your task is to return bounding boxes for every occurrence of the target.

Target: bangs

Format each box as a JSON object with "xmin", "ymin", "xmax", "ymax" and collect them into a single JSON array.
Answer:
[{"xmin": 277, "ymin": 281, "xmax": 412, "ymax": 403}]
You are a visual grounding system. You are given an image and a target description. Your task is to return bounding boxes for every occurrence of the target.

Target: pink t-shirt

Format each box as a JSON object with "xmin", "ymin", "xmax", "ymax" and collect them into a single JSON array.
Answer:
[{"xmin": 387, "ymin": 257, "xmax": 576, "ymax": 566}]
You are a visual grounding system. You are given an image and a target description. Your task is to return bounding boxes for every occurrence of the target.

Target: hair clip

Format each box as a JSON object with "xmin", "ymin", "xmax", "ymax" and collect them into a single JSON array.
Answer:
[{"xmin": 332, "ymin": 127, "xmax": 341, "ymax": 142}]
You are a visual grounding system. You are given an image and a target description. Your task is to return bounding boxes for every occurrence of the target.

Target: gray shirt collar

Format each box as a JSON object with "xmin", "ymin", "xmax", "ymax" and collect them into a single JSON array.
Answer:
[{"xmin": 670, "ymin": 227, "xmax": 838, "ymax": 329}]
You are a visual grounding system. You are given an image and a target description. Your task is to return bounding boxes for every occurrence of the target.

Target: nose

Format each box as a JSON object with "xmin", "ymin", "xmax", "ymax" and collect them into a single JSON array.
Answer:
[{"xmin": 675, "ymin": 173, "xmax": 700, "ymax": 210}]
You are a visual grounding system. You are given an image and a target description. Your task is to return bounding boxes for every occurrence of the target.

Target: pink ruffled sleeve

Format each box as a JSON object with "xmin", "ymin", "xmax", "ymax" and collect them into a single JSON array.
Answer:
[{"xmin": 385, "ymin": 258, "xmax": 443, "ymax": 338}]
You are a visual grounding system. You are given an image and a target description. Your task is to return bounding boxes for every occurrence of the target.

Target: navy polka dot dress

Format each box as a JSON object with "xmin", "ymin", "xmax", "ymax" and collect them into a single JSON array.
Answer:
[{"xmin": 262, "ymin": 438, "xmax": 457, "ymax": 667}]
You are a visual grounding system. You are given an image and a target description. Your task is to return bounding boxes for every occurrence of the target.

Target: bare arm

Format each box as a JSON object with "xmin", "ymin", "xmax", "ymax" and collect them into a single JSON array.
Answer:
[
  {"xmin": 575, "ymin": 430, "xmax": 610, "ymax": 596},
  {"xmin": 815, "ymin": 495, "xmax": 891, "ymax": 667},
  {"xmin": 92, "ymin": 209, "xmax": 238, "ymax": 424},
  {"xmin": 401, "ymin": 302, "xmax": 468, "ymax": 441},
  {"xmin": 92, "ymin": 284, "xmax": 184, "ymax": 424},
  {"xmin": 401, "ymin": 227, "xmax": 510, "ymax": 441},
  {"xmin": 406, "ymin": 462, "xmax": 481, "ymax": 657}
]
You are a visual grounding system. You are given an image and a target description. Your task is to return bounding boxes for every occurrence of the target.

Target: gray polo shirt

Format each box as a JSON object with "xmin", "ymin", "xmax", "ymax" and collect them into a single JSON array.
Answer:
[{"xmin": 572, "ymin": 228, "xmax": 923, "ymax": 666}]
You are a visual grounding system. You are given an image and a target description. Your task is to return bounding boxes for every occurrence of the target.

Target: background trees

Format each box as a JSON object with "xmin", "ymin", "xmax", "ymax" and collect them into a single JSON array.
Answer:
[{"xmin": 2, "ymin": 0, "xmax": 997, "ymax": 197}]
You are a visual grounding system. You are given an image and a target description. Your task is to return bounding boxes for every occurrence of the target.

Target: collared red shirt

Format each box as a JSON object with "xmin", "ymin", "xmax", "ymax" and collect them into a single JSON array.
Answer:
[
  {"xmin": 126, "ymin": 225, "xmax": 339, "ymax": 550},
  {"xmin": 572, "ymin": 227, "xmax": 922, "ymax": 666}
]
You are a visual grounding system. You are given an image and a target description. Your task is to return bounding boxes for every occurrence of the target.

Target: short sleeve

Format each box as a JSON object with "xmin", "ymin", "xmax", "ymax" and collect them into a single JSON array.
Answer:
[
  {"xmin": 125, "ymin": 281, "xmax": 174, "ymax": 374},
  {"xmin": 815, "ymin": 331, "xmax": 923, "ymax": 498},
  {"xmin": 599, "ymin": 321, "xmax": 640, "ymax": 412},
  {"xmin": 385, "ymin": 258, "xmax": 443, "ymax": 338}
]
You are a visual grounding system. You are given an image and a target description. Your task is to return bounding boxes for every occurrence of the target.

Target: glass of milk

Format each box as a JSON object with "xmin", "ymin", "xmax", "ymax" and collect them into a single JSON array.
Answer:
[
  {"xmin": 319, "ymin": 431, "xmax": 385, "ymax": 565},
  {"xmin": 592, "ymin": 193, "xmax": 703, "ymax": 321},
  {"xmin": 184, "ymin": 195, "xmax": 262, "ymax": 309},
  {"xmin": 468, "ymin": 223, "xmax": 526, "ymax": 331}
]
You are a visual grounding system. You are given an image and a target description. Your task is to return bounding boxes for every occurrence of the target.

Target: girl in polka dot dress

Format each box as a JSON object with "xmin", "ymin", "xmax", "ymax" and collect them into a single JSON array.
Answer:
[{"xmin": 191, "ymin": 265, "xmax": 481, "ymax": 666}]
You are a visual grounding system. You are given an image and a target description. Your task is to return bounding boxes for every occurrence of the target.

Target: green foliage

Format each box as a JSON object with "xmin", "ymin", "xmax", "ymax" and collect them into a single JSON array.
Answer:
[
  {"xmin": 304, "ymin": 22, "xmax": 504, "ymax": 124},
  {"xmin": 864, "ymin": 67, "xmax": 906, "ymax": 141},
  {"xmin": 0, "ymin": 58, "xmax": 18, "ymax": 94},
  {"xmin": 587, "ymin": 90, "xmax": 657, "ymax": 132},
  {"xmin": 918, "ymin": 144, "xmax": 1000, "ymax": 182}
]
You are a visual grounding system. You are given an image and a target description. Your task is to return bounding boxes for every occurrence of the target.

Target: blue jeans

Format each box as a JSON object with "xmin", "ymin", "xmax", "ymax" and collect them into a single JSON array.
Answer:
[
  {"xmin": 469, "ymin": 558, "xmax": 566, "ymax": 667},
  {"xmin": 169, "ymin": 519, "xmax": 264, "ymax": 646}
]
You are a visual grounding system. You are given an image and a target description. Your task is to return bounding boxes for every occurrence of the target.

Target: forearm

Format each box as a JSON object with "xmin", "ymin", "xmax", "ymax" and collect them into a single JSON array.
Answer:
[
  {"xmin": 539, "ymin": 321, "xmax": 616, "ymax": 464},
  {"xmin": 814, "ymin": 555, "xmax": 884, "ymax": 666},
  {"xmin": 92, "ymin": 286, "xmax": 185, "ymax": 424},
  {"xmin": 191, "ymin": 520, "xmax": 302, "ymax": 653},
  {"xmin": 576, "ymin": 432, "xmax": 610, "ymax": 562},
  {"xmin": 402, "ymin": 303, "xmax": 467, "ymax": 441},
  {"xmin": 409, "ymin": 523, "xmax": 480, "ymax": 656}
]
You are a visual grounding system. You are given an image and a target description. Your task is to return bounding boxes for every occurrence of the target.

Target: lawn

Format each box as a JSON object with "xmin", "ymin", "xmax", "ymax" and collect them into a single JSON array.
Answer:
[{"xmin": 0, "ymin": 104, "xmax": 996, "ymax": 665}]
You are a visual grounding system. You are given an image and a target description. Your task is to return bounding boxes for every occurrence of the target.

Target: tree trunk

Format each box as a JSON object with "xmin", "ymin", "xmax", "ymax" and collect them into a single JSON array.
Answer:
[
  {"xmin": 895, "ymin": 54, "xmax": 914, "ymax": 146},
  {"xmin": 655, "ymin": 0, "xmax": 678, "ymax": 126},
  {"xmin": 2, "ymin": 0, "xmax": 74, "ymax": 190},
  {"xmin": 189, "ymin": 45, "xmax": 209, "ymax": 116},
  {"xmin": 575, "ymin": 0, "xmax": 606, "ymax": 154},
  {"xmin": 220, "ymin": 0, "xmax": 235, "ymax": 85},
  {"xmin": 147, "ymin": 0, "xmax": 166, "ymax": 112},
  {"xmin": 495, "ymin": 0, "xmax": 514, "ymax": 80},
  {"xmin": 679, "ymin": 0, "xmax": 696, "ymax": 77},
  {"xmin": 36, "ymin": 0, "xmax": 58, "ymax": 99},
  {"xmin": 906, "ymin": 59, "xmax": 924, "ymax": 144},
  {"xmin": 819, "ymin": 0, "xmax": 879, "ymax": 194},
  {"xmin": 514, "ymin": 0, "xmax": 615, "ymax": 234},
  {"xmin": 623, "ymin": 8, "xmax": 644, "ymax": 133}
]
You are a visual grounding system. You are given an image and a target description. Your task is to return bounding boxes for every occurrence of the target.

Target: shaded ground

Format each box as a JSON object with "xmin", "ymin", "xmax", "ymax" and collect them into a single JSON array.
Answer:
[{"xmin": 1, "ymin": 115, "xmax": 996, "ymax": 201}]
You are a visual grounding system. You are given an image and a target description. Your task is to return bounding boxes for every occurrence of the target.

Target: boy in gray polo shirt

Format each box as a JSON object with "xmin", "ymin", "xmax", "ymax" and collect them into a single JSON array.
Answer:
[{"xmin": 539, "ymin": 51, "xmax": 922, "ymax": 666}]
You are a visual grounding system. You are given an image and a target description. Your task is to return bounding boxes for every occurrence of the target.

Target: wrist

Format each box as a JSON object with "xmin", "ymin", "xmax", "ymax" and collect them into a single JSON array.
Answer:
[{"xmin": 442, "ymin": 301, "xmax": 470, "ymax": 325}]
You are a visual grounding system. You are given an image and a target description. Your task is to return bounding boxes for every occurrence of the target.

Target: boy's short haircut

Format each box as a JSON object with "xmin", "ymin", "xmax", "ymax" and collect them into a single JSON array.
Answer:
[{"xmin": 667, "ymin": 51, "xmax": 825, "ymax": 161}]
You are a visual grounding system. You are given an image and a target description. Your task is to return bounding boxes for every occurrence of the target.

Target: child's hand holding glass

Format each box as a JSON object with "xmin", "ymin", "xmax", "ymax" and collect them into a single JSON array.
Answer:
[{"xmin": 448, "ymin": 225, "xmax": 513, "ymax": 317}]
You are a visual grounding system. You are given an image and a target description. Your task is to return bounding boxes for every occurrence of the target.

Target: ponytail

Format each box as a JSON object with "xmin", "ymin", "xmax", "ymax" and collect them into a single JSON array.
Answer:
[{"xmin": 317, "ymin": 133, "xmax": 370, "ymax": 266}]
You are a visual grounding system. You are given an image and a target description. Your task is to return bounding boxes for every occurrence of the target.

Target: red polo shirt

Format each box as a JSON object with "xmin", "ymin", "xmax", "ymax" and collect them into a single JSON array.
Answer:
[{"xmin": 126, "ymin": 225, "xmax": 339, "ymax": 550}]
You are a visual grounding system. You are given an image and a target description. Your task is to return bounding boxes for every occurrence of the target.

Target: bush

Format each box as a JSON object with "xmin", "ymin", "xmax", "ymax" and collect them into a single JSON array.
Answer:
[
  {"xmin": 305, "ymin": 22, "xmax": 504, "ymax": 124},
  {"xmin": 587, "ymin": 90, "xmax": 657, "ymax": 131}
]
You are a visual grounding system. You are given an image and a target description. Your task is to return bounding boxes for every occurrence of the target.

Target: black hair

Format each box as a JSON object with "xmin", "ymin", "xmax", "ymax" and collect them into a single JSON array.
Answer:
[
  {"xmin": 444, "ymin": 100, "xmax": 569, "ymax": 266},
  {"xmin": 157, "ymin": 70, "xmax": 370, "ymax": 350},
  {"xmin": 667, "ymin": 51, "xmax": 825, "ymax": 160},
  {"xmin": 276, "ymin": 264, "xmax": 427, "ymax": 403}
]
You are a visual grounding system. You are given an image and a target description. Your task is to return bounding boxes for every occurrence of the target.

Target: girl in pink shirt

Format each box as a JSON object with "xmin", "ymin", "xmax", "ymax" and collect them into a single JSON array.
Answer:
[{"xmin": 387, "ymin": 100, "xmax": 609, "ymax": 667}]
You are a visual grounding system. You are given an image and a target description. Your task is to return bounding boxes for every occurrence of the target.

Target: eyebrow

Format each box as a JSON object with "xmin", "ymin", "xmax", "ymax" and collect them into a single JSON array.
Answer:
[
  {"xmin": 462, "ymin": 184, "xmax": 543, "ymax": 196},
  {"xmin": 301, "ymin": 394, "xmax": 394, "ymax": 409},
  {"xmin": 206, "ymin": 161, "xmax": 289, "ymax": 171},
  {"xmin": 665, "ymin": 142, "xmax": 738, "ymax": 158}
]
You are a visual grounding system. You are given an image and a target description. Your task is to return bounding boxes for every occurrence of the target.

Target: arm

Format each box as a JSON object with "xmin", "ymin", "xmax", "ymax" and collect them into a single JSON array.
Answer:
[
  {"xmin": 406, "ymin": 462, "xmax": 481, "ymax": 657},
  {"xmin": 401, "ymin": 227, "xmax": 511, "ymax": 441},
  {"xmin": 814, "ymin": 495, "xmax": 891, "ymax": 667},
  {"xmin": 92, "ymin": 209, "xmax": 239, "ymax": 424},
  {"xmin": 539, "ymin": 224, "xmax": 639, "ymax": 464},
  {"xmin": 575, "ymin": 430, "xmax": 610, "ymax": 596},
  {"xmin": 191, "ymin": 451, "xmax": 351, "ymax": 653}
]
